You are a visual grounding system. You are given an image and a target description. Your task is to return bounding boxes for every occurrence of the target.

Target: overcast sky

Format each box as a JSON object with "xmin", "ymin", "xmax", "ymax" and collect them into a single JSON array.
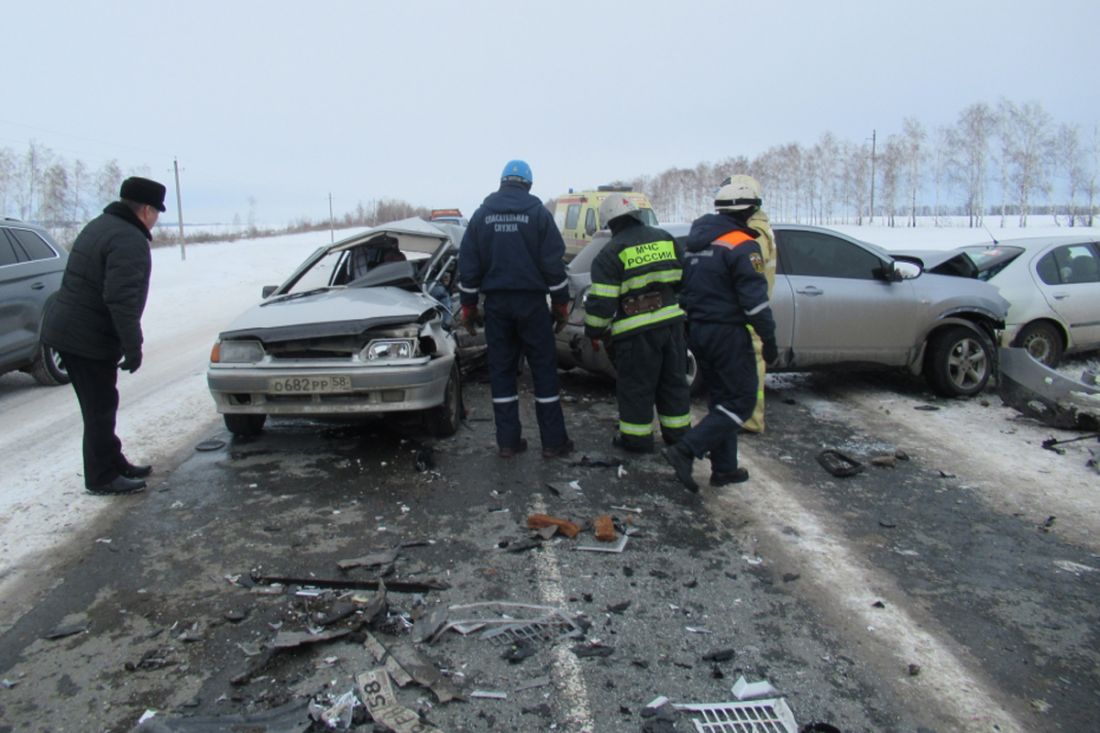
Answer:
[{"xmin": 5, "ymin": 0, "xmax": 1098, "ymax": 227}]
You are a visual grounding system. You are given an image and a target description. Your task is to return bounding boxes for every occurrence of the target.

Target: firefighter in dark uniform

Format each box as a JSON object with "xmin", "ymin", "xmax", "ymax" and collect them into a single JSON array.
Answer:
[
  {"xmin": 458, "ymin": 160, "xmax": 573, "ymax": 458},
  {"xmin": 584, "ymin": 194, "xmax": 690, "ymax": 453},
  {"xmin": 662, "ymin": 179, "xmax": 778, "ymax": 492}
]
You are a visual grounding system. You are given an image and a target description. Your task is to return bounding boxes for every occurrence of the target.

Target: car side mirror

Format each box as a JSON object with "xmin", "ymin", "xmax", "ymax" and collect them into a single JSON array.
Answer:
[
  {"xmin": 891, "ymin": 260, "xmax": 922, "ymax": 280},
  {"xmin": 262, "ymin": 285, "xmax": 277, "ymax": 298}
]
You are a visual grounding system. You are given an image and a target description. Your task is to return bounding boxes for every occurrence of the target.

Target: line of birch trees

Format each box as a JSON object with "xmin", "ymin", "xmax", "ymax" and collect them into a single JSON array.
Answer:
[{"xmin": 621, "ymin": 99, "xmax": 1099, "ymax": 228}]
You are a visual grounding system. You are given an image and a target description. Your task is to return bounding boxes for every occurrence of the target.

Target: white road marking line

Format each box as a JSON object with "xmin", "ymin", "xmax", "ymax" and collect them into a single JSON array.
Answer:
[{"xmin": 531, "ymin": 495, "xmax": 595, "ymax": 733}]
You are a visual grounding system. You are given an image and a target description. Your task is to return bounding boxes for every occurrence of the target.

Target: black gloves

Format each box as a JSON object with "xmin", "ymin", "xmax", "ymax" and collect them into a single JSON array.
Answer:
[
  {"xmin": 120, "ymin": 351, "xmax": 142, "ymax": 373},
  {"xmin": 762, "ymin": 340, "xmax": 778, "ymax": 366}
]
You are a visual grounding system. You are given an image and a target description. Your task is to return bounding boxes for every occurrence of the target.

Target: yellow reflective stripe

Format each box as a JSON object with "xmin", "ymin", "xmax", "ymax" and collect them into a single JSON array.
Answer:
[
  {"xmin": 618, "ymin": 240, "xmax": 676, "ymax": 270},
  {"xmin": 584, "ymin": 313, "xmax": 613, "ymax": 328},
  {"xmin": 620, "ymin": 268, "xmax": 682, "ymax": 296},
  {"xmin": 589, "ymin": 282, "xmax": 620, "ymax": 298},
  {"xmin": 658, "ymin": 413, "xmax": 691, "ymax": 429},
  {"xmin": 619, "ymin": 420, "xmax": 654, "ymax": 436},
  {"xmin": 610, "ymin": 304, "xmax": 685, "ymax": 336}
]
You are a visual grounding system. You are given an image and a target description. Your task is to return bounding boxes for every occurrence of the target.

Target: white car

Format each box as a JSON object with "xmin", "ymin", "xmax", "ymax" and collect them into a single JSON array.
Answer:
[
  {"xmin": 960, "ymin": 236, "xmax": 1100, "ymax": 366},
  {"xmin": 207, "ymin": 218, "xmax": 476, "ymax": 437}
]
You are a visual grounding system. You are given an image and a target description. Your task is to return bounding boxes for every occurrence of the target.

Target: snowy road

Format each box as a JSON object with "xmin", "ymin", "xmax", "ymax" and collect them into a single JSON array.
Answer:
[{"xmin": 0, "ymin": 231, "xmax": 346, "ymax": 630}]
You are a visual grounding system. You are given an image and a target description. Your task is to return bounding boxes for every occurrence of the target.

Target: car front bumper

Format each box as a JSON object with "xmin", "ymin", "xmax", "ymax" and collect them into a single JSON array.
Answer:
[{"xmin": 207, "ymin": 355, "xmax": 455, "ymax": 417}]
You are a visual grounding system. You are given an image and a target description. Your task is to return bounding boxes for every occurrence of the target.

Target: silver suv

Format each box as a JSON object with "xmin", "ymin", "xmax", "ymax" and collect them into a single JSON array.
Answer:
[
  {"xmin": 556, "ymin": 223, "xmax": 1009, "ymax": 398},
  {"xmin": 0, "ymin": 220, "xmax": 69, "ymax": 385}
]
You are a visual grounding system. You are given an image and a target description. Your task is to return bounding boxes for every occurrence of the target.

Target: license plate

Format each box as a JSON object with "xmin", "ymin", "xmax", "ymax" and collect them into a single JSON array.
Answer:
[{"xmin": 268, "ymin": 375, "xmax": 352, "ymax": 394}]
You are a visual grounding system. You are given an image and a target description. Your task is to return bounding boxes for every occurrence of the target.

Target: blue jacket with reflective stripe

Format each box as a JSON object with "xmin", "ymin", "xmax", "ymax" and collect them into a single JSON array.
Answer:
[
  {"xmin": 680, "ymin": 213, "xmax": 776, "ymax": 344},
  {"xmin": 458, "ymin": 183, "xmax": 570, "ymax": 306}
]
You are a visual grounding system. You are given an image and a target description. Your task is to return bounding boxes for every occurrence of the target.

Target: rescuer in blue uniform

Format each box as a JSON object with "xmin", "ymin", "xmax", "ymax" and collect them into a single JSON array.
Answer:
[
  {"xmin": 584, "ymin": 194, "xmax": 691, "ymax": 453},
  {"xmin": 458, "ymin": 160, "xmax": 573, "ymax": 458},
  {"xmin": 662, "ymin": 178, "xmax": 778, "ymax": 492}
]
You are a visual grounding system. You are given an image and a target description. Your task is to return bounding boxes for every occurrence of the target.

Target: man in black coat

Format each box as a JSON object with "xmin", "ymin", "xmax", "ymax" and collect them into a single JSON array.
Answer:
[{"xmin": 42, "ymin": 177, "xmax": 166, "ymax": 495}]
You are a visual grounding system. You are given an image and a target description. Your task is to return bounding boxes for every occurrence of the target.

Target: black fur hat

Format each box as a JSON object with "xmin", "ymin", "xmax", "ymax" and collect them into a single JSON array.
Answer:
[{"xmin": 120, "ymin": 177, "xmax": 167, "ymax": 212}]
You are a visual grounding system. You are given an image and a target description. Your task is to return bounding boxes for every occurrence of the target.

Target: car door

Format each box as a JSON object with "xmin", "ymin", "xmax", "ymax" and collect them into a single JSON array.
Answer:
[
  {"xmin": 1033, "ymin": 242, "xmax": 1100, "ymax": 350},
  {"xmin": 775, "ymin": 229, "xmax": 918, "ymax": 366},
  {"xmin": 0, "ymin": 227, "xmax": 63, "ymax": 367}
]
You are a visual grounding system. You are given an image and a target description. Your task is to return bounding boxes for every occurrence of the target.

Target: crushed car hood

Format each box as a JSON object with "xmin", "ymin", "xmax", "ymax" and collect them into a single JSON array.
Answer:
[{"xmin": 219, "ymin": 287, "xmax": 437, "ymax": 341}]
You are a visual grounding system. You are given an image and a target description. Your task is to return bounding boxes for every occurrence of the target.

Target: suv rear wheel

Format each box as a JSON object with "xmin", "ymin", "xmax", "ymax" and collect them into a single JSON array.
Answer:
[
  {"xmin": 924, "ymin": 326, "xmax": 994, "ymax": 397},
  {"xmin": 28, "ymin": 343, "xmax": 69, "ymax": 385}
]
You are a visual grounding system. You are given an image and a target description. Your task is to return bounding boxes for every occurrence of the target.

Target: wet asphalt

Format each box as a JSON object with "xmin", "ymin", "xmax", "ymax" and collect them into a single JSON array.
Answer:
[{"xmin": 0, "ymin": 366, "xmax": 1096, "ymax": 733}]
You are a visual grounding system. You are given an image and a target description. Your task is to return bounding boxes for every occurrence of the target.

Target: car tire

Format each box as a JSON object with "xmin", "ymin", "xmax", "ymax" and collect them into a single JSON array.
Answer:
[
  {"xmin": 924, "ymin": 326, "xmax": 994, "ymax": 398},
  {"xmin": 1015, "ymin": 321, "xmax": 1064, "ymax": 367},
  {"xmin": 224, "ymin": 413, "xmax": 267, "ymax": 436},
  {"xmin": 686, "ymin": 347, "xmax": 705, "ymax": 397},
  {"xmin": 426, "ymin": 361, "xmax": 462, "ymax": 437},
  {"xmin": 28, "ymin": 342, "xmax": 69, "ymax": 386}
]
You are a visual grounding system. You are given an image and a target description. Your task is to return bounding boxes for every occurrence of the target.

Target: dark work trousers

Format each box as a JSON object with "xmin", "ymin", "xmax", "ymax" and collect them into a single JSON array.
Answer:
[
  {"xmin": 680, "ymin": 323, "xmax": 757, "ymax": 475},
  {"xmin": 483, "ymin": 291, "xmax": 569, "ymax": 451},
  {"xmin": 612, "ymin": 323, "xmax": 691, "ymax": 450},
  {"xmin": 60, "ymin": 351, "xmax": 125, "ymax": 488}
]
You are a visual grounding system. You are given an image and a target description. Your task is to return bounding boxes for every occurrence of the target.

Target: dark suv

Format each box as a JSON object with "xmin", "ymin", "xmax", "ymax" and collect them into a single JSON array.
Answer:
[{"xmin": 0, "ymin": 219, "xmax": 69, "ymax": 385}]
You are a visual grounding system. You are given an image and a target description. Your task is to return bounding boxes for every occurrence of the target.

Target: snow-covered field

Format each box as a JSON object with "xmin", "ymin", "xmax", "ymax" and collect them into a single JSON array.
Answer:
[{"xmin": 0, "ymin": 219, "xmax": 1096, "ymax": 630}]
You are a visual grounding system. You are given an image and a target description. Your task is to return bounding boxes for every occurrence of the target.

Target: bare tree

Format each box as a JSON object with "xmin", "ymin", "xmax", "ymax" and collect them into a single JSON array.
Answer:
[
  {"xmin": 0, "ymin": 147, "xmax": 14, "ymax": 217},
  {"xmin": 901, "ymin": 117, "xmax": 926, "ymax": 227},
  {"xmin": 878, "ymin": 135, "xmax": 904, "ymax": 227},
  {"xmin": 1002, "ymin": 100, "xmax": 1054, "ymax": 227},
  {"xmin": 15, "ymin": 141, "xmax": 52, "ymax": 221},
  {"xmin": 947, "ymin": 103, "xmax": 996, "ymax": 227},
  {"xmin": 1055, "ymin": 123, "xmax": 1084, "ymax": 226},
  {"xmin": 96, "ymin": 160, "xmax": 123, "ymax": 208},
  {"xmin": 929, "ymin": 126, "xmax": 953, "ymax": 226},
  {"xmin": 1088, "ymin": 125, "xmax": 1100, "ymax": 227},
  {"xmin": 38, "ymin": 163, "xmax": 70, "ymax": 226},
  {"xmin": 69, "ymin": 159, "xmax": 90, "ymax": 223}
]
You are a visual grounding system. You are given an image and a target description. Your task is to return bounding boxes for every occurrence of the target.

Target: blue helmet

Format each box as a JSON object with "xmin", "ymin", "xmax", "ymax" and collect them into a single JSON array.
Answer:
[{"xmin": 500, "ymin": 159, "xmax": 533, "ymax": 184}]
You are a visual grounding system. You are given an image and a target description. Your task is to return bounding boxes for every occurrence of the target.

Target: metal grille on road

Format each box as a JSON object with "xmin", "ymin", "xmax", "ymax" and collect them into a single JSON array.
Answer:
[{"xmin": 674, "ymin": 698, "xmax": 797, "ymax": 733}]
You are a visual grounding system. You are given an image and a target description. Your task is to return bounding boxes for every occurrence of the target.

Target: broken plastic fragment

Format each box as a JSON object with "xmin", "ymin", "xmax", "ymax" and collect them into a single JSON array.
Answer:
[
  {"xmin": 816, "ymin": 449, "xmax": 863, "ymax": 477},
  {"xmin": 576, "ymin": 534, "xmax": 629, "ymax": 553},
  {"xmin": 594, "ymin": 515, "xmax": 617, "ymax": 542},
  {"xmin": 471, "ymin": 690, "xmax": 508, "ymax": 699},
  {"xmin": 527, "ymin": 513, "xmax": 581, "ymax": 538},
  {"xmin": 732, "ymin": 675, "xmax": 779, "ymax": 700}
]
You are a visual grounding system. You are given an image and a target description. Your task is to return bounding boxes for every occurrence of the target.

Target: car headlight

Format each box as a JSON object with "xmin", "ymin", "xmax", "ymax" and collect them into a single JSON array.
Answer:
[
  {"xmin": 212, "ymin": 339, "xmax": 265, "ymax": 364},
  {"xmin": 363, "ymin": 339, "xmax": 417, "ymax": 361}
]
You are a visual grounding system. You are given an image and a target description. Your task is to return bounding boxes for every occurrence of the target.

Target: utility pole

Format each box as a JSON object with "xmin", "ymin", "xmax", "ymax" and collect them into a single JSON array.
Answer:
[
  {"xmin": 329, "ymin": 193, "xmax": 335, "ymax": 243},
  {"xmin": 174, "ymin": 157, "xmax": 186, "ymax": 260},
  {"xmin": 869, "ymin": 130, "xmax": 877, "ymax": 225}
]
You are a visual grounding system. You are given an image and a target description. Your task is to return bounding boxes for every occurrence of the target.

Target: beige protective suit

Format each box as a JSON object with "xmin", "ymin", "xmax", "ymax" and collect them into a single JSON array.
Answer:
[{"xmin": 743, "ymin": 208, "xmax": 776, "ymax": 433}]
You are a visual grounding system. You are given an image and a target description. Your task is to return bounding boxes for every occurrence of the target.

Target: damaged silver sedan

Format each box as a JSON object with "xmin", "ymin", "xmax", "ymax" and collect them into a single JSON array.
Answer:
[{"xmin": 207, "ymin": 218, "xmax": 471, "ymax": 437}]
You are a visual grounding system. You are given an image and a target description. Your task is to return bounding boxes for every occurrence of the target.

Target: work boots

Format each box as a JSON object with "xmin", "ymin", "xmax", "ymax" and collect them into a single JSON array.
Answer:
[{"xmin": 661, "ymin": 443, "xmax": 698, "ymax": 493}]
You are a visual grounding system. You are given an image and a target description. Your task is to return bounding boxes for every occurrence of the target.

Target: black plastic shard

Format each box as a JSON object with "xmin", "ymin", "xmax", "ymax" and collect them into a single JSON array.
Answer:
[{"xmin": 816, "ymin": 449, "xmax": 864, "ymax": 477}]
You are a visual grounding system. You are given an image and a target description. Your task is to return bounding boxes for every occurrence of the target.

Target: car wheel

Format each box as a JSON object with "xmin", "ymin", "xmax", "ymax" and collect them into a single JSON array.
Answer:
[
  {"xmin": 1015, "ymin": 322, "xmax": 1064, "ymax": 367},
  {"xmin": 924, "ymin": 326, "xmax": 994, "ymax": 398},
  {"xmin": 224, "ymin": 413, "xmax": 266, "ymax": 436},
  {"xmin": 29, "ymin": 342, "xmax": 69, "ymax": 386},
  {"xmin": 686, "ymin": 347, "xmax": 705, "ymax": 397},
  {"xmin": 426, "ymin": 361, "xmax": 462, "ymax": 437}
]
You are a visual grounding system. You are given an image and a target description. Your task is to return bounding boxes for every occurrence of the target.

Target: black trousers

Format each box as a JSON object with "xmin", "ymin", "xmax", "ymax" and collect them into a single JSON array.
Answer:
[
  {"xmin": 60, "ymin": 351, "xmax": 125, "ymax": 488},
  {"xmin": 681, "ymin": 323, "xmax": 757, "ymax": 475},
  {"xmin": 612, "ymin": 324, "xmax": 691, "ymax": 450},
  {"xmin": 483, "ymin": 292, "xmax": 569, "ymax": 451}
]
